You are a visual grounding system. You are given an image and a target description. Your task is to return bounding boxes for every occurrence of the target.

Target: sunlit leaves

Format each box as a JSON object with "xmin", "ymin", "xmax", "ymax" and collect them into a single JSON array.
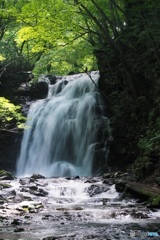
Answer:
[
  {"xmin": 0, "ymin": 54, "xmax": 5, "ymax": 61},
  {"xmin": 0, "ymin": 97, "xmax": 25, "ymax": 130},
  {"xmin": 14, "ymin": 0, "xmax": 96, "ymax": 74}
]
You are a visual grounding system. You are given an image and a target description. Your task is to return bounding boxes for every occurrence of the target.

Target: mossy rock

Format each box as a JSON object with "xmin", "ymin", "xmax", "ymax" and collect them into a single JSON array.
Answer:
[
  {"xmin": 103, "ymin": 173, "xmax": 112, "ymax": 179},
  {"xmin": 0, "ymin": 170, "xmax": 14, "ymax": 180},
  {"xmin": 149, "ymin": 197, "xmax": 160, "ymax": 208},
  {"xmin": 0, "ymin": 183, "xmax": 12, "ymax": 188},
  {"xmin": 115, "ymin": 181, "xmax": 126, "ymax": 193}
]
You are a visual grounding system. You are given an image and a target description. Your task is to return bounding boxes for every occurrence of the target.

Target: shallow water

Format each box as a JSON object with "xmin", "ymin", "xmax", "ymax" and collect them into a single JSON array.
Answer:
[{"xmin": 0, "ymin": 177, "xmax": 160, "ymax": 239}]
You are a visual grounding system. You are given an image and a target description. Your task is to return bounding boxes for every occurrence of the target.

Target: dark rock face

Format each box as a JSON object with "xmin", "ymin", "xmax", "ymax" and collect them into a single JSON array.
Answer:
[
  {"xmin": 30, "ymin": 81, "xmax": 48, "ymax": 99},
  {"xmin": 0, "ymin": 130, "xmax": 22, "ymax": 172},
  {"xmin": 45, "ymin": 74, "xmax": 57, "ymax": 84},
  {"xmin": 0, "ymin": 71, "xmax": 34, "ymax": 172},
  {"xmin": 0, "ymin": 71, "xmax": 33, "ymax": 99}
]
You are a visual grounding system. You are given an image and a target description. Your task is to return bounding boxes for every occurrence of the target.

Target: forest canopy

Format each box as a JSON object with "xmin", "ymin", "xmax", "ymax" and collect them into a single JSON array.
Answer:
[
  {"xmin": 1, "ymin": 0, "xmax": 159, "ymax": 79},
  {"xmin": 0, "ymin": 0, "xmax": 99, "ymax": 76}
]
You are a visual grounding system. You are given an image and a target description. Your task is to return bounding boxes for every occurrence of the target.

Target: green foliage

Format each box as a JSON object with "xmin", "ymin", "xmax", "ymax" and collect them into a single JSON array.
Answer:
[
  {"xmin": 14, "ymin": 0, "xmax": 97, "ymax": 75},
  {"xmin": 151, "ymin": 197, "xmax": 160, "ymax": 207},
  {"xmin": 131, "ymin": 98, "xmax": 160, "ymax": 180},
  {"xmin": 109, "ymin": 90, "xmax": 160, "ymax": 180},
  {"xmin": 0, "ymin": 97, "xmax": 25, "ymax": 130},
  {"xmin": 0, "ymin": 169, "xmax": 14, "ymax": 180},
  {"xmin": 0, "ymin": 0, "xmax": 35, "ymax": 72},
  {"xmin": 33, "ymin": 40, "xmax": 97, "ymax": 76}
]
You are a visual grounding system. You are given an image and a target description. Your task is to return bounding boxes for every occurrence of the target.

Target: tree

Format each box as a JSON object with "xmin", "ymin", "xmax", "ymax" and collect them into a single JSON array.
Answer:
[
  {"xmin": 14, "ymin": 0, "xmax": 97, "ymax": 75},
  {"xmin": 0, "ymin": 97, "xmax": 25, "ymax": 132}
]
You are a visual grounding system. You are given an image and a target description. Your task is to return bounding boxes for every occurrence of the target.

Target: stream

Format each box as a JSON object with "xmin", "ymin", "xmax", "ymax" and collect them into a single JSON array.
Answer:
[
  {"xmin": 0, "ymin": 175, "xmax": 160, "ymax": 240},
  {"xmin": 2, "ymin": 72, "xmax": 159, "ymax": 239}
]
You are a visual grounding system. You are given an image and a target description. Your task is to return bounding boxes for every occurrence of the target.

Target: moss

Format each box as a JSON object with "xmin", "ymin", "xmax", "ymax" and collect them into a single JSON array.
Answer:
[
  {"xmin": 0, "ymin": 170, "xmax": 14, "ymax": 180},
  {"xmin": 149, "ymin": 196, "xmax": 160, "ymax": 208},
  {"xmin": 116, "ymin": 181, "xmax": 160, "ymax": 207},
  {"xmin": 0, "ymin": 183, "xmax": 12, "ymax": 189}
]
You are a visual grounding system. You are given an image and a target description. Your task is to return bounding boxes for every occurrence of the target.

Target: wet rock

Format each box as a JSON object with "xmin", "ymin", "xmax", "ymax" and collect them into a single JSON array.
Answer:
[
  {"xmin": 16, "ymin": 206, "xmax": 25, "ymax": 212},
  {"xmin": 115, "ymin": 181, "xmax": 126, "ymax": 193},
  {"xmin": 113, "ymin": 171, "xmax": 124, "ymax": 178},
  {"xmin": 30, "ymin": 173, "xmax": 45, "ymax": 180},
  {"xmin": 0, "ymin": 183, "xmax": 12, "ymax": 189},
  {"xmin": 73, "ymin": 176, "xmax": 80, "ymax": 180},
  {"xmin": 87, "ymin": 184, "xmax": 109, "ymax": 197},
  {"xmin": 22, "ymin": 195, "xmax": 32, "ymax": 201},
  {"xmin": 39, "ymin": 188, "xmax": 48, "ymax": 195},
  {"xmin": 102, "ymin": 199, "xmax": 109, "ymax": 205},
  {"xmin": 11, "ymin": 193, "xmax": 28, "ymax": 203},
  {"xmin": 43, "ymin": 237, "xmax": 57, "ymax": 240},
  {"xmin": 0, "ymin": 215, "xmax": 7, "ymax": 221},
  {"xmin": 30, "ymin": 81, "xmax": 48, "ymax": 99},
  {"xmin": 17, "ymin": 83, "xmax": 30, "ymax": 96},
  {"xmin": 45, "ymin": 74, "xmax": 57, "ymax": 84},
  {"xmin": 28, "ymin": 208, "xmax": 37, "ymax": 213},
  {"xmin": 11, "ymin": 218, "xmax": 23, "ymax": 225},
  {"xmin": 0, "ymin": 170, "xmax": 14, "ymax": 180},
  {"xmin": 19, "ymin": 178, "xmax": 30, "ymax": 185},
  {"xmin": 10, "ymin": 190, "xmax": 16, "ymax": 196},
  {"xmin": 0, "ymin": 195, "xmax": 8, "ymax": 203},
  {"xmin": 3, "ymin": 189, "xmax": 16, "ymax": 200},
  {"xmin": 65, "ymin": 177, "xmax": 71, "ymax": 180},
  {"xmin": 24, "ymin": 215, "xmax": 32, "ymax": 219},
  {"xmin": 131, "ymin": 210, "xmax": 149, "ymax": 219},
  {"xmin": 29, "ymin": 185, "xmax": 38, "ymax": 191},
  {"xmin": 56, "ymin": 208, "xmax": 69, "ymax": 211},
  {"xmin": 43, "ymin": 214, "xmax": 53, "ymax": 218},
  {"xmin": 20, "ymin": 187, "xmax": 29, "ymax": 192},
  {"xmin": 85, "ymin": 178, "xmax": 100, "ymax": 184},
  {"xmin": 14, "ymin": 227, "xmax": 25, "ymax": 232},
  {"xmin": 20, "ymin": 182, "xmax": 48, "ymax": 197},
  {"xmin": 73, "ymin": 206, "xmax": 83, "ymax": 210},
  {"xmin": 17, "ymin": 202, "xmax": 44, "ymax": 214},
  {"xmin": 30, "ymin": 187, "xmax": 48, "ymax": 197},
  {"xmin": 36, "ymin": 181, "xmax": 48, "ymax": 187},
  {"xmin": 103, "ymin": 173, "xmax": 112, "ymax": 179},
  {"xmin": 34, "ymin": 202, "xmax": 44, "ymax": 209},
  {"xmin": 103, "ymin": 179, "xmax": 113, "ymax": 185}
]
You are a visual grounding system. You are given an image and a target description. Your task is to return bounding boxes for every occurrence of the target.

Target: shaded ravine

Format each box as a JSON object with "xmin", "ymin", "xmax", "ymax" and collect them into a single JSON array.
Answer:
[{"xmin": 0, "ymin": 176, "xmax": 160, "ymax": 240}]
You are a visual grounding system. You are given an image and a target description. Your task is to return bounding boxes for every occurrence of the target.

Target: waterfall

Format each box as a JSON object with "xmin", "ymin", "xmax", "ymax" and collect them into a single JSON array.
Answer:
[{"xmin": 16, "ymin": 71, "xmax": 103, "ymax": 177}]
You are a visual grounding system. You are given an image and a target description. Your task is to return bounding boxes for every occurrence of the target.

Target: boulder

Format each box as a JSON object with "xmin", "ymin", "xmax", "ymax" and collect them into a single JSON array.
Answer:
[
  {"xmin": 30, "ymin": 173, "xmax": 45, "ymax": 180},
  {"xmin": 30, "ymin": 81, "xmax": 48, "ymax": 99},
  {"xmin": 0, "ymin": 170, "xmax": 14, "ymax": 180},
  {"xmin": 87, "ymin": 184, "xmax": 109, "ymax": 197},
  {"xmin": 45, "ymin": 74, "xmax": 57, "ymax": 84}
]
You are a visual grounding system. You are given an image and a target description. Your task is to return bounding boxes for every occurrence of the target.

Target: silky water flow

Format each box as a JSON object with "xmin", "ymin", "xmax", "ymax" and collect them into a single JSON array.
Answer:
[{"xmin": 16, "ymin": 71, "xmax": 104, "ymax": 177}]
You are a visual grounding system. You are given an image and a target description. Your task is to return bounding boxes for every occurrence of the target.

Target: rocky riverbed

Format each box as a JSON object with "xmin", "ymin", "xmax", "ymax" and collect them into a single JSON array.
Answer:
[{"xmin": 0, "ymin": 174, "xmax": 160, "ymax": 240}]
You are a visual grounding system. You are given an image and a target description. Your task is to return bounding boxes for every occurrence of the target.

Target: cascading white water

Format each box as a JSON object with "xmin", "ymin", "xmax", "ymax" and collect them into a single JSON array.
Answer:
[{"xmin": 16, "ymin": 72, "xmax": 101, "ymax": 177}]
